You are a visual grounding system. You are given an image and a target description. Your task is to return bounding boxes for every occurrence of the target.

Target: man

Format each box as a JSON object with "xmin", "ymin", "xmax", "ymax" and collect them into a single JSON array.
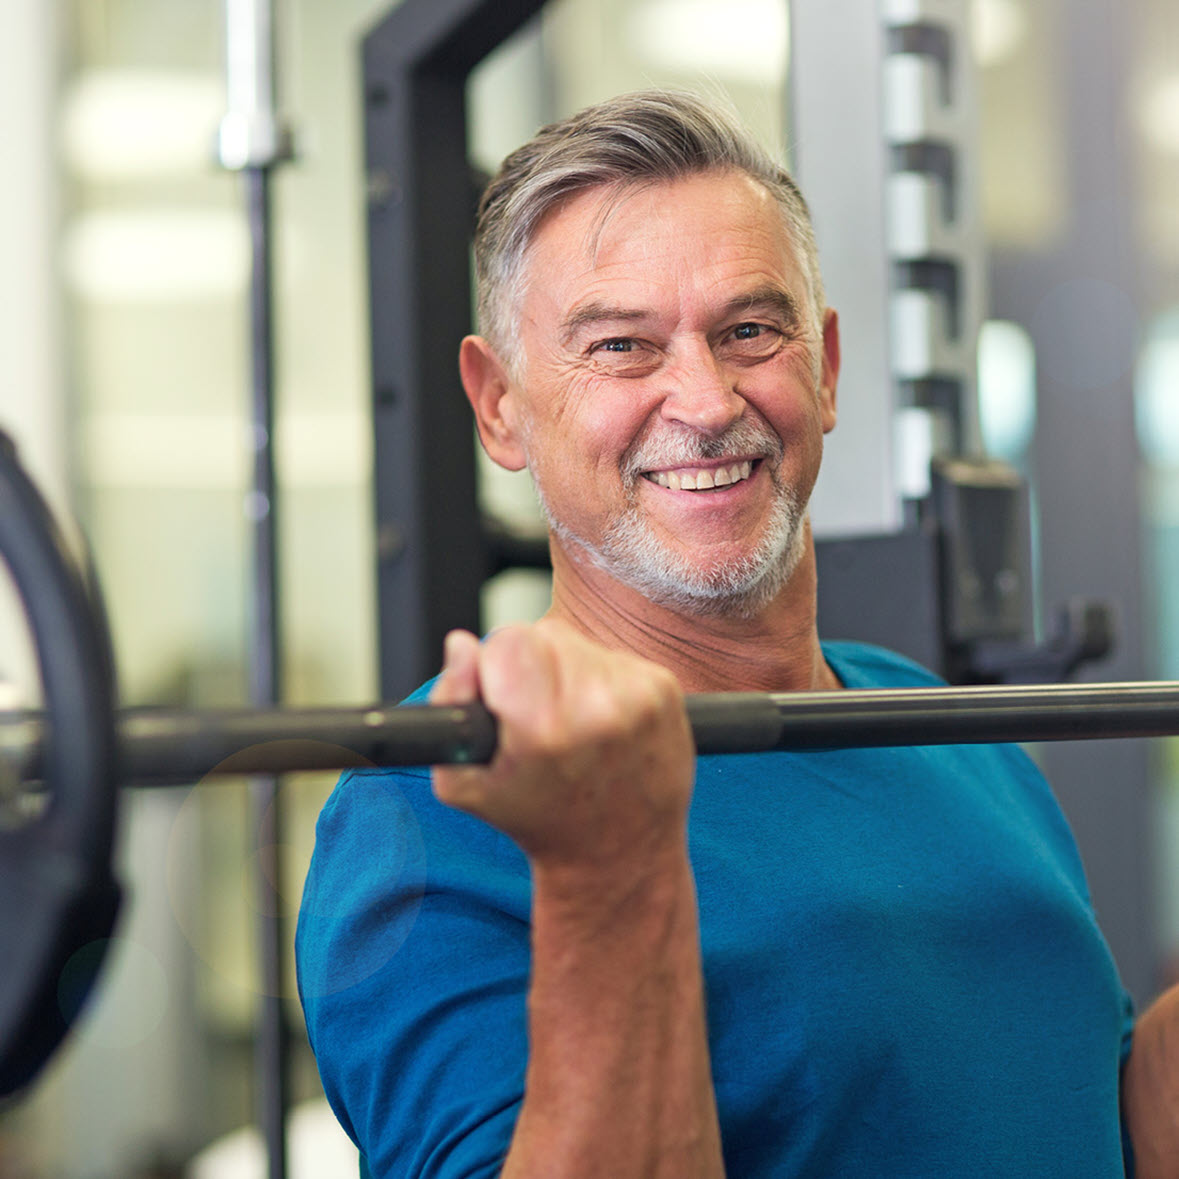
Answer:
[{"xmin": 297, "ymin": 91, "xmax": 1178, "ymax": 1177}]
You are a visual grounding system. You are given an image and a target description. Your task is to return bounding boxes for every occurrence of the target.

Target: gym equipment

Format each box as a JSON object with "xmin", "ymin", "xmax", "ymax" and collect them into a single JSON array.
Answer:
[
  {"xmin": 6, "ymin": 678, "xmax": 1179, "ymax": 787},
  {"xmin": 217, "ymin": 0, "xmax": 296, "ymax": 1171},
  {"xmin": 0, "ymin": 433, "xmax": 120, "ymax": 1097}
]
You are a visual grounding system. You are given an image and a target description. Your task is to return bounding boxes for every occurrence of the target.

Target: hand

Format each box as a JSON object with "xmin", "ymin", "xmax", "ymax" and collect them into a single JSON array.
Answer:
[{"xmin": 428, "ymin": 620, "xmax": 696, "ymax": 881}]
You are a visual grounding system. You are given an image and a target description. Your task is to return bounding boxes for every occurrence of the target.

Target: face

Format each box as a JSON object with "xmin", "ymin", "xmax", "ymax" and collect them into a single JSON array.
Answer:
[{"xmin": 465, "ymin": 170, "xmax": 839, "ymax": 616}]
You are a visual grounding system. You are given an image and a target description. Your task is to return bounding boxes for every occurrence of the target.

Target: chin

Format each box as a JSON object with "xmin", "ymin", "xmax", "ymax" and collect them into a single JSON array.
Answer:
[{"xmin": 550, "ymin": 489, "xmax": 809, "ymax": 620}]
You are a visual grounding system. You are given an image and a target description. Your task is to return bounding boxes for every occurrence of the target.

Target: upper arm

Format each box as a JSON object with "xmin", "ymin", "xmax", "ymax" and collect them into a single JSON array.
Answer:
[{"xmin": 297, "ymin": 770, "xmax": 533, "ymax": 1178}]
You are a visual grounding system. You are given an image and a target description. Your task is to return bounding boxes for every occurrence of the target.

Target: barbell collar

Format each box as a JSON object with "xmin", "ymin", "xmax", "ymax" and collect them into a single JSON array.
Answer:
[{"xmin": 5, "ymin": 680, "xmax": 1179, "ymax": 788}]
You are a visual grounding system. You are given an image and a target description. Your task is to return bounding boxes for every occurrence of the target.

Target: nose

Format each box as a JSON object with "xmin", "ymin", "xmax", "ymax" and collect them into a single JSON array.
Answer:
[{"xmin": 659, "ymin": 340, "xmax": 745, "ymax": 435}]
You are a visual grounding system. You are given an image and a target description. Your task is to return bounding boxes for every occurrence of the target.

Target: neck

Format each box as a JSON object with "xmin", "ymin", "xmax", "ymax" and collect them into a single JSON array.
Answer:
[{"xmin": 544, "ymin": 521, "xmax": 839, "ymax": 694}]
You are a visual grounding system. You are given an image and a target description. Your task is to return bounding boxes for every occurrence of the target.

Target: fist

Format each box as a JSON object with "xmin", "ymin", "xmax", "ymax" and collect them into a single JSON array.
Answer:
[{"xmin": 428, "ymin": 620, "xmax": 695, "ymax": 877}]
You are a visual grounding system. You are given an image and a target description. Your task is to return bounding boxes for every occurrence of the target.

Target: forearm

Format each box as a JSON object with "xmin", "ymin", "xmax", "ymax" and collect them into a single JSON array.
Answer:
[
  {"xmin": 503, "ymin": 850, "xmax": 725, "ymax": 1179},
  {"xmin": 1123, "ymin": 984, "xmax": 1179, "ymax": 1178},
  {"xmin": 428, "ymin": 624, "xmax": 721, "ymax": 1176}
]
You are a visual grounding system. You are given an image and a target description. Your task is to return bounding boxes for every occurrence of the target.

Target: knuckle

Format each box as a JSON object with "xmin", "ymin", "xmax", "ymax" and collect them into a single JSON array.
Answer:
[
  {"xmin": 627, "ymin": 661, "xmax": 684, "ymax": 724},
  {"xmin": 480, "ymin": 623, "xmax": 528, "ymax": 667}
]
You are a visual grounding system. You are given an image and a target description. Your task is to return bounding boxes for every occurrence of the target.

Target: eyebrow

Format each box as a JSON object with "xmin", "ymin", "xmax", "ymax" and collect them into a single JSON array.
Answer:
[
  {"xmin": 559, "ymin": 302, "xmax": 651, "ymax": 347},
  {"xmin": 722, "ymin": 285, "xmax": 807, "ymax": 329},
  {"xmin": 559, "ymin": 285, "xmax": 807, "ymax": 348}
]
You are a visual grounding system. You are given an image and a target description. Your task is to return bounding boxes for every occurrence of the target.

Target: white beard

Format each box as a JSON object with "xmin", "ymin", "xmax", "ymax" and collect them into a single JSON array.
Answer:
[{"xmin": 529, "ymin": 416, "xmax": 809, "ymax": 619}]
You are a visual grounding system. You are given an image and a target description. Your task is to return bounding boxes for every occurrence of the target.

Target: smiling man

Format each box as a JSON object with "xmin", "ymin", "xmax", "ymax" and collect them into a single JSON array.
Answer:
[
  {"xmin": 463, "ymin": 167, "xmax": 835, "ymax": 632},
  {"xmin": 297, "ymin": 92, "xmax": 1177, "ymax": 1178}
]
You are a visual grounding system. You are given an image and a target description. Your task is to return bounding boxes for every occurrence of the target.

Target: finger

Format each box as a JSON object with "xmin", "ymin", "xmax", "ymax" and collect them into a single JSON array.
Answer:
[
  {"xmin": 478, "ymin": 625, "xmax": 561, "ymax": 731},
  {"xmin": 430, "ymin": 629, "xmax": 482, "ymax": 706},
  {"xmin": 431, "ymin": 631, "xmax": 490, "ymax": 810}
]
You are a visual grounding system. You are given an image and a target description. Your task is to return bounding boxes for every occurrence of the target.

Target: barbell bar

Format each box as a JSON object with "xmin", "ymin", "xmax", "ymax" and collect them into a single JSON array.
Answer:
[{"xmin": 4, "ymin": 677, "xmax": 1179, "ymax": 790}]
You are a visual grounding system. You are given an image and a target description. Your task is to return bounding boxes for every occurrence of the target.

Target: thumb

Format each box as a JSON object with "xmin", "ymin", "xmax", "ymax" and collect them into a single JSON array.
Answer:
[
  {"xmin": 430, "ymin": 630, "xmax": 482, "ymax": 706},
  {"xmin": 430, "ymin": 630, "xmax": 492, "ymax": 811}
]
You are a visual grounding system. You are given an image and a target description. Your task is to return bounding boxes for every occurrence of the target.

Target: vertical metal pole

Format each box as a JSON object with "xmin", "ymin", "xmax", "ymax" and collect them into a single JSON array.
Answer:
[
  {"xmin": 245, "ymin": 163, "xmax": 288, "ymax": 1179},
  {"xmin": 218, "ymin": 2, "xmax": 294, "ymax": 1177}
]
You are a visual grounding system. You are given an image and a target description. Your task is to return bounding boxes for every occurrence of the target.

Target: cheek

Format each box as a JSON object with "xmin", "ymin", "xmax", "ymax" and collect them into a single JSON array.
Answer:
[
  {"xmin": 524, "ymin": 398, "xmax": 635, "ymax": 499},
  {"xmin": 778, "ymin": 343, "xmax": 822, "ymax": 391},
  {"xmin": 759, "ymin": 349, "xmax": 824, "ymax": 424},
  {"xmin": 737, "ymin": 366, "xmax": 828, "ymax": 486},
  {"xmin": 570, "ymin": 381, "xmax": 657, "ymax": 460}
]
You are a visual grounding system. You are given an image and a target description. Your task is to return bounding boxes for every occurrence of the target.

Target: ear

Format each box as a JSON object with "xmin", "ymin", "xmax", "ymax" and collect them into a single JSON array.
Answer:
[
  {"xmin": 818, "ymin": 307, "xmax": 840, "ymax": 434},
  {"xmin": 459, "ymin": 335, "xmax": 528, "ymax": 471}
]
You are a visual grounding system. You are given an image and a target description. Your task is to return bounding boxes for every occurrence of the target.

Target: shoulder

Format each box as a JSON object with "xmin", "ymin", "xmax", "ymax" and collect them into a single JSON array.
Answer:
[
  {"xmin": 817, "ymin": 640, "xmax": 1061, "ymax": 816},
  {"xmin": 307, "ymin": 672, "xmax": 444, "ymax": 843},
  {"xmin": 296, "ymin": 680, "xmax": 532, "ymax": 1171},
  {"xmin": 297, "ymin": 676, "xmax": 527, "ymax": 994},
  {"xmin": 821, "ymin": 639, "xmax": 946, "ymax": 689}
]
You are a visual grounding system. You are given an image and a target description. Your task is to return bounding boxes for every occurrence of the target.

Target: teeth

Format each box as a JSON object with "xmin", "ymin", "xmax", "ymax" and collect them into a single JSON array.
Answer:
[{"xmin": 645, "ymin": 460, "xmax": 754, "ymax": 492}]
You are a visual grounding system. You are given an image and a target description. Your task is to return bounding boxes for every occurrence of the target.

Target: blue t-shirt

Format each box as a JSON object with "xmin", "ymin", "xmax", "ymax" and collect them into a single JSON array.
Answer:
[{"xmin": 296, "ymin": 642, "xmax": 1134, "ymax": 1178}]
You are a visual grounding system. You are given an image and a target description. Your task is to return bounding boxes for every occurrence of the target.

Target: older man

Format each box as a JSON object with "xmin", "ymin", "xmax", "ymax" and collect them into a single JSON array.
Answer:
[{"xmin": 297, "ymin": 91, "xmax": 1177, "ymax": 1178}]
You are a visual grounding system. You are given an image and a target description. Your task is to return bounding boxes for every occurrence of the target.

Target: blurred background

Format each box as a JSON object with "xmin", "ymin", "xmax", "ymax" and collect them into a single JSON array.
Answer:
[{"xmin": 0, "ymin": 0, "xmax": 1176, "ymax": 1174}]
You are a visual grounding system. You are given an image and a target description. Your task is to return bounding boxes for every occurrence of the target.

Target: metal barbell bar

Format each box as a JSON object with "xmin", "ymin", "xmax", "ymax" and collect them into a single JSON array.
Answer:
[{"xmin": 4, "ymin": 678, "xmax": 1179, "ymax": 789}]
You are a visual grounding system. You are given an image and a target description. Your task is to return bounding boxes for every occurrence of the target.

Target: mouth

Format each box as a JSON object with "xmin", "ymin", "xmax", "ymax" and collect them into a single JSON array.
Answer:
[{"xmin": 642, "ymin": 459, "xmax": 757, "ymax": 492}]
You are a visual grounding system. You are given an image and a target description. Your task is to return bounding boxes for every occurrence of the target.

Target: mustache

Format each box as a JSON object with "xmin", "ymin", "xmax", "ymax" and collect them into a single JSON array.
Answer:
[{"xmin": 622, "ymin": 417, "xmax": 784, "ymax": 479}]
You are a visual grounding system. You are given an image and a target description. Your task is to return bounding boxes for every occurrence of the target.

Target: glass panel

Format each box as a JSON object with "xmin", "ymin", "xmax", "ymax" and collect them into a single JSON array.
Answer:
[{"xmin": 1137, "ymin": 308, "xmax": 1179, "ymax": 986}]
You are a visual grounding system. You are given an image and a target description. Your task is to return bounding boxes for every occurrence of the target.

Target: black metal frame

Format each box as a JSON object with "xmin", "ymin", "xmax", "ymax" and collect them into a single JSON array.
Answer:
[{"xmin": 362, "ymin": 0, "xmax": 548, "ymax": 701}]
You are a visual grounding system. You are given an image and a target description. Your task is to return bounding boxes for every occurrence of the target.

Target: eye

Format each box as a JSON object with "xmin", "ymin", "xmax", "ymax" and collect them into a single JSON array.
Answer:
[
  {"xmin": 723, "ymin": 322, "xmax": 782, "ymax": 359},
  {"xmin": 732, "ymin": 323, "xmax": 766, "ymax": 340},
  {"xmin": 586, "ymin": 336, "xmax": 660, "ymax": 377}
]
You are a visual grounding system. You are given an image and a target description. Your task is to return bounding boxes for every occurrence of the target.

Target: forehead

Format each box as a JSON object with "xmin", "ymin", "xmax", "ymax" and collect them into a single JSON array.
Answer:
[{"xmin": 520, "ymin": 171, "xmax": 808, "ymax": 319}]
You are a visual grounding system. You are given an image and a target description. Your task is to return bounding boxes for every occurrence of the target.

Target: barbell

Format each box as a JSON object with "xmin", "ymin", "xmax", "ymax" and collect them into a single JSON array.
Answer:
[
  {"xmin": 3, "ymin": 428, "xmax": 1179, "ymax": 1096},
  {"xmin": 8, "ymin": 678, "xmax": 1179, "ymax": 788}
]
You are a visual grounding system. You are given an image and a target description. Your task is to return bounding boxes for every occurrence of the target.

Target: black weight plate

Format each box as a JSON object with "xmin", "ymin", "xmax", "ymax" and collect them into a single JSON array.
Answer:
[{"xmin": 0, "ymin": 432, "xmax": 120, "ymax": 1096}]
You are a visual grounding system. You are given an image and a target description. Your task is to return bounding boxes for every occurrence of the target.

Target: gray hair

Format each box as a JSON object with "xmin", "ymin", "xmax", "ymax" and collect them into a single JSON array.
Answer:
[{"xmin": 472, "ymin": 89, "xmax": 825, "ymax": 365}]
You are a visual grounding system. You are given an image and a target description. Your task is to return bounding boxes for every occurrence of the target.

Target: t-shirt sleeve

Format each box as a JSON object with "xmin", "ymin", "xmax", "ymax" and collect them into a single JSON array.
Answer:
[{"xmin": 296, "ymin": 768, "xmax": 533, "ymax": 1178}]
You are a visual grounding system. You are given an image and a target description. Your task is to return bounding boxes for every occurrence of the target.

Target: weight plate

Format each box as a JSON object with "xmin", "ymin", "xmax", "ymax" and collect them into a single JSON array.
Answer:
[{"xmin": 0, "ymin": 432, "xmax": 120, "ymax": 1096}]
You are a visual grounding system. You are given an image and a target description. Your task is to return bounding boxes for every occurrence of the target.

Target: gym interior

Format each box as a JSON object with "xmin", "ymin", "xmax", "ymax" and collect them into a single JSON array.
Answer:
[{"xmin": 1, "ymin": 0, "xmax": 1178, "ymax": 1175}]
